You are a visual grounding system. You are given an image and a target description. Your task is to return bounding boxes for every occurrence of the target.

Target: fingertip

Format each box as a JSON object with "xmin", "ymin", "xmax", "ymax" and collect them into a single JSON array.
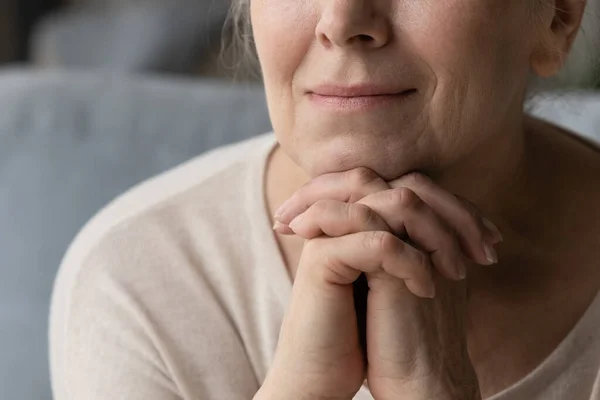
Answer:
[
  {"xmin": 288, "ymin": 213, "xmax": 305, "ymax": 231},
  {"xmin": 483, "ymin": 243, "xmax": 498, "ymax": 265},
  {"xmin": 275, "ymin": 207, "xmax": 304, "ymax": 225},
  {"xmin": 482, "ymin": 218, "xmax": 504, "ymax": 244},
  {"xmin": 406, "ymin": 279, "xmax": 436, "ymax": 299},
  {"xmin": 426, "ymin": 284, "xmax": 436, "ymax": 299},
  {"xmin": 431, "ymin": 253, "xmax": 466, "ymax": 282},
  {"xmin": 274, "ymin": 209, "xmax": 283, "ymax": 221},
  {"xmin": 274, "ymin": 211, "xmax": 290, "ymax": 224},
  {"xmin": 273, "ymin": 221, "xmax": 295, "ymax": 235},
  {"xmin": 456, "ymin": 260, "xmax": 467, "ymax": 280},
  {"xmin": 419, "ymin": 286, "xmax": 436, "ymax": 299},
  {"xmin": 439, "ymin": 262, "xmax": 466, "ymax": 282}
]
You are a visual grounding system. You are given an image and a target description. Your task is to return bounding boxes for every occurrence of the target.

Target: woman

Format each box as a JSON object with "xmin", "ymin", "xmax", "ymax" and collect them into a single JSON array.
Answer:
[{"xmin": 50, "ymin": 0, "xmax": 600, "ymax": 399}]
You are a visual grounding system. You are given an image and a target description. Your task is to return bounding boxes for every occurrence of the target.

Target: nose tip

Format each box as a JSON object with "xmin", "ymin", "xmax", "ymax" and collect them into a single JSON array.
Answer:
[{"xmin": 316, "ymin": 2, "xmax": 391, "ymax": 50}]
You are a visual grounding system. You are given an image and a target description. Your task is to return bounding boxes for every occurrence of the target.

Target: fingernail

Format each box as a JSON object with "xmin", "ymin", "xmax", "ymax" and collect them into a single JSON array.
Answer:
[
  {"xmin": 482, "ymin": 218, "xmax": 503, "ymax": 243},
  {"xmin": 456, "ymin": 262, "xmax": 467, "ymax": 280},
  {"xmin": 273, "ymin": 221, "xmax": 295, "ymax": 235},
  {"xmin": 427, "ymin": 284, "xmax": 436, "ymax": 298},
  {"xmin": 484, "ymin": 243, "xmax": 498, "ymax": 264},
  {"xmin": 288, "ymin": 213, "xmax": 305, "ymax": 231}
]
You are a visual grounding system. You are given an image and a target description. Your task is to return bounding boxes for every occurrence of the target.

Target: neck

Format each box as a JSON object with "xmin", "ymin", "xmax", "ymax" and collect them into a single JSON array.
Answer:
[{"xmin": 427, "ymin": 112, "xmax": 533, "ymax": 233}]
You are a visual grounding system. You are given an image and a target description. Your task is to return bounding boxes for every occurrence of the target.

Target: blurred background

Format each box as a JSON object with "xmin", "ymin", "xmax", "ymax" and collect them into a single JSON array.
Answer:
[
  {"xmin": 0, "ymin": 0, "xmax": 244, "ymax": 78},
  {"xmin": 0, "ymin": 1, "xmax": 598, "ymax": 399},
  {"xmin": 0, "ymin": 0, "xmax": 599, "ymax": 82}
]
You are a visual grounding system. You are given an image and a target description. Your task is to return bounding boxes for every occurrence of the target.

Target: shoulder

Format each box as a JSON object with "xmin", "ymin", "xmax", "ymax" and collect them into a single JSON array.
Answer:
[
  {"xmin": 58, "ymin": 132, "xmax": 274, "ymax": 272},
  {"xmin": 50, "ymin": 131, "xmax": 275, "ymax": 335},
  {"xmin": 49, "ymin": 133, "xmax": 273, "ymax": 399},
  {"xmin": 49, "ymin": 132, "xmax": 275, "ymax": 393}
]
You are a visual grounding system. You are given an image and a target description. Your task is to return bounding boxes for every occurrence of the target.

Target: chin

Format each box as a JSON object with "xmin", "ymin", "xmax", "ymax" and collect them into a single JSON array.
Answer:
[
  {"xmin": 282, "ymin": 107, "xmax": 432, "ymax": 180},
  {"xmin": 295, "ymin": 135, "xmax": 426, "ymax": 181}
]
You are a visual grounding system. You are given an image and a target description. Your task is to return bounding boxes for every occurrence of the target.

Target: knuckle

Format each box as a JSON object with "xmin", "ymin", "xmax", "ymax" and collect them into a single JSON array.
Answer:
[
  {"xmin": 349, "ymin": 203, "xmax": 376, "ymax": 226},
  {"xmin": 347, "ymin": 167, "xmax": 380, "ymax": 188},
  {"xmin": 303, "ymin": 239, "xmax": 333, "ymax": 268},
  {"xmin": 403, "ymin": 171, "xmax": 431, "ymax": 188},
  {"xmin": 301, "ymin": 238, "xmax": 320, "ymax": 258},
  {"xmin": 311, "ymin": 199, "xmax": 331, "ymax": 215},
  {"xmin": 290, "ymin": 181, "xmax": 312, "ymax": 202},
  {"xmin": 414, "ymin": 250, "xmax": 432, "ymax": 273},
  {"xmin": 303, "ymin": 238, "xmax": 358, "ymax": 284},
  {"xmin": 372, "ymin": 231, "xmax": 401, "ymax": 254},
  {"xmin": 390, "ymin": 187, "xmax": 422, "ymax": 209}
]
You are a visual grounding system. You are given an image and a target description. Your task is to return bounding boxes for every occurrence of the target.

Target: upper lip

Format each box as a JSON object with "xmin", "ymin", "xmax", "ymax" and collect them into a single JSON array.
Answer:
[{"xmin": 308, "ymin": 84, "xmax": 414, "ymax": 97}]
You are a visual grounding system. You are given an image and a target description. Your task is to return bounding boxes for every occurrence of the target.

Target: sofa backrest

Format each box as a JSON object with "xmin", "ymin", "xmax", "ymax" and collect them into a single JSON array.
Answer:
[{"xmin": 0, "ymin": 69, "xmax": 270, "ymax": 400}]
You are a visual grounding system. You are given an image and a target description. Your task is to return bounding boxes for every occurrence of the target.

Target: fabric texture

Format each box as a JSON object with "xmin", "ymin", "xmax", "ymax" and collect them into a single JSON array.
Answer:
[{"xmin": 49, "ymin": 132, "xmax": 600, "ymax": 400}]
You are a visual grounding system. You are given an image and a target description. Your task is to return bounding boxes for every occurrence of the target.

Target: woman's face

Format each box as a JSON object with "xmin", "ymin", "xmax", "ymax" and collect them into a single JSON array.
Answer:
[{"xmin": 251, "ymin": 0, "xmax": 545, "ymax": 180}]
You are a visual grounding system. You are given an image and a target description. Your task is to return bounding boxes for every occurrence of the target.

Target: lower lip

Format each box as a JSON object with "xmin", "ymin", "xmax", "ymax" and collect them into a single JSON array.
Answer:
[{"xmin": 307, "ymin": 89, "xmax": 417, "ymax": 111}]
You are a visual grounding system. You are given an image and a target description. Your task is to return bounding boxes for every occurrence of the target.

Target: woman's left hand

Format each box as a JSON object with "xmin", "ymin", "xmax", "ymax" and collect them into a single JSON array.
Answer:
[{"xmin": 274, "ymin": 170, "xmax": 500, "ymax": 400}]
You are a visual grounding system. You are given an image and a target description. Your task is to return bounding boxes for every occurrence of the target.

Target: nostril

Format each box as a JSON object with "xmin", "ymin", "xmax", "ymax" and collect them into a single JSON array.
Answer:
[{"xmin": 357, "ymin": 34, "xmax": 374, "ymax": 42}]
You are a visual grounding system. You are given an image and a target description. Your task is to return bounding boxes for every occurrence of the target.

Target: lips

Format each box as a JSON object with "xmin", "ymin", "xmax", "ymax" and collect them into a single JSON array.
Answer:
[
  {"xmin": 306, "ymin": 85, "xmax": 418, "ymax": 111},
  {"xmin": 308, "ymin": 84, "xmax": 417, "ymax": 97}
]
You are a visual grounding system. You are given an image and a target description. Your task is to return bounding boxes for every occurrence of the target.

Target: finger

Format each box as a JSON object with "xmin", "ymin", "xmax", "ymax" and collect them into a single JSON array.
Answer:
[
  {"xmin": 365, "ymin": 272, "xmax": 471, "ymax": 384},
  {"xmin": 358, "ymin": 187, "xmax": 466, "ymax": 280},
  {"xmin": 274, "ymin": 167, "xmax": 389, "ymax": 224},
  {"xmin": 302, "ymin": 231, "xmax": 435, "ymax": 298},
  {"xmin": 390, "ymin": 173, "xmax": 500, "ymax": 265},
  {"xmin": 288, "ymin": 200, "xmax": 391, "ymax": 239},
  {"xmin": 273, "ymin": 221, "xmax": 296, "ymax": 235},
  {"xmin": 455, "ymin": 194, "xmax": 503, "ymax": 243}
]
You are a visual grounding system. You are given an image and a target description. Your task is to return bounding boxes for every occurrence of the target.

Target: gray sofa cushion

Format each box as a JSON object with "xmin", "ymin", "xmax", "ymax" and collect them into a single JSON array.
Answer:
[{"xmin": 0, "ymin": 69, "xmax": 270, "ymax": 400}]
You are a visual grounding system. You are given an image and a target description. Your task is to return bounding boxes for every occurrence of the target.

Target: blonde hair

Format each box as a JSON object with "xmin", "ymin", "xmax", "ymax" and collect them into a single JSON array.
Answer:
[{"xmin": 221, "ymin": 0, "xmax": 260, "ymax": 80}]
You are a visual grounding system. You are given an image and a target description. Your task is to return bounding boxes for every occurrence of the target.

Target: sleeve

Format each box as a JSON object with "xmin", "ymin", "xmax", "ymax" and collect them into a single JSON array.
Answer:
[{"xmin": 51, "ymin": 256, "xmax": 181, "ymax": 400}]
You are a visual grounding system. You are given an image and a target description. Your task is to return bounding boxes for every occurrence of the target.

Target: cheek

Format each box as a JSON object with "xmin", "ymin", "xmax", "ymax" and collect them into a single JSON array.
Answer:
[
  {"xmin": 409, "ymin": 2, "xmax": 532, "ymax": 87},
  {"xmin": 252, "ymin": 0, "xmax": 310, "ymax": 73},
  {"xmin": 404, "ymin": 2, "xmax": 534, "ymax": 140},
  {"xmin": 252, "ymin": 0, "xmax": 315, "ymax": 133}
]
